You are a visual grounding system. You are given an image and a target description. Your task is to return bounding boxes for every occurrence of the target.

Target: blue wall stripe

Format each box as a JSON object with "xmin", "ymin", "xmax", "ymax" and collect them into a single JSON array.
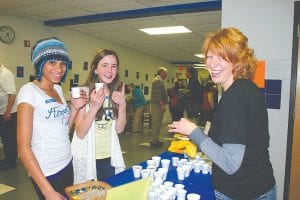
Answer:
[{"xmin": 44, "ymin": 1, "xmax": 221, "ymax": 27}]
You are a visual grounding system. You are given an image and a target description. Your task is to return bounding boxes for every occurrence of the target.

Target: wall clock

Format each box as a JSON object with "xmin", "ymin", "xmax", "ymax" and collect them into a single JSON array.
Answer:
[{"xmin": 0, "ymin": 25, "xmax": 15, "ymax": 43}]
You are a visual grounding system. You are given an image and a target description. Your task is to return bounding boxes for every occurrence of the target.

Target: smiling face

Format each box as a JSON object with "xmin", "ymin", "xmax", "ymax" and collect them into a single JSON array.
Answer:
[
  {"xmin": 205, "ymin": 51, "xmax": 234, "ymax": 91},
  {"xmin": 95, "ymin": 54, "xmax": 118, "ymax": 84},
  {"xmin": 41, "ymin": 60, "xmax": 66, "ymax": 84}
]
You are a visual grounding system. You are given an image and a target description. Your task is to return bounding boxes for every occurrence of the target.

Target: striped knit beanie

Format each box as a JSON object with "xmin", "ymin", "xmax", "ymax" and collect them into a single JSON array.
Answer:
[{"xmin": 31, "ymin": 37, "xmax": 70, "ymax": 81}]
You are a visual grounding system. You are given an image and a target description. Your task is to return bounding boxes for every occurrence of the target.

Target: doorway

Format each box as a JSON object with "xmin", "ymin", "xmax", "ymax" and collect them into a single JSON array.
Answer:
[{"xmin": 284, "ymin": 1, "xmax": 300, "ymax": 199}]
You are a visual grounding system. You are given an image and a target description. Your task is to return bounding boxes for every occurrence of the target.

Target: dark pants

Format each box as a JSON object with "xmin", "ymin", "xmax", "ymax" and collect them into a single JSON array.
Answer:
[
  {"xmin": 31, "ymin": 160, "xmax": 74, "ymax": 200},
  {"xmin": 96, "ymin": 158, "xmax": 115, "ymax": 180},
  {"xmin": 0, "ymin": 112, "xmax": 17, "ymax": 163}
]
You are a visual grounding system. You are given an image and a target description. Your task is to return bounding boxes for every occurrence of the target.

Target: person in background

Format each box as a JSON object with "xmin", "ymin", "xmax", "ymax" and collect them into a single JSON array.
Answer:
[
  {"xmin": 199, "ymin": 81, "xmax": 215, "ymax": 126},
  {"xmin": 72, "ymin": 48, "xmax": 126, "ymax": 183},
  {"xmin": 17, "ymin": 37, "xmax": 87, "ymax": 200},
  {"xmin": 168, "ymin": 79, "xmax": 185, "ymax": 122},
  {"xmin": 185, "ymin": 66, "xmax": 203, "ymax": 124},
  {"xmin": 168, "ymin": 27, "xmax": 276, "ymax": 199},
  {"xmin": 150, "ymin": 67, "xmax": 168, "ymax": 147},
  {"xmin": 0, "ymin": 63, "xmax": 17, "ymax": 170},
  {"xmin": 128, "ymin": 83, "xmax": 147, "ymax": 134}
]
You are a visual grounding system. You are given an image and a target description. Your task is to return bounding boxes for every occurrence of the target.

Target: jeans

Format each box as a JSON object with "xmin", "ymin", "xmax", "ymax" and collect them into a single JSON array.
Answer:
[
  {"xmin": 31, "ymin": 160, "xmax": 74, "ymax": 200},
  {"xmin": 96, "ymin": 157, "xmax": 115, "ymax": 180},
  {"xmin": 214, "ymin": 185, "xmax": 277, "ymax": 200},
  {"xmin": 0, "ymin": 112, "xmax": 17, "ymax": 163}
]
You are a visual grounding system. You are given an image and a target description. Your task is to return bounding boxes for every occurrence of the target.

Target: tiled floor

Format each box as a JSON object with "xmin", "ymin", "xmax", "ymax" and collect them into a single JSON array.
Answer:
[{"xmin": 0, "ymin": 123, "xmax": 173, "ymax": 199}]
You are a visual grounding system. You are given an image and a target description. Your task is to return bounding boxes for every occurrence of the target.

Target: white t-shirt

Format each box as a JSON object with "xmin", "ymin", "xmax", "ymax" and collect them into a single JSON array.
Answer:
[
  {"xmin": 0, "ymin": 65, "xmax": 17, "ymax": 114},
  {"xmin": 17, "ymin": 82, "xmax": 72, "ymax": 176}
]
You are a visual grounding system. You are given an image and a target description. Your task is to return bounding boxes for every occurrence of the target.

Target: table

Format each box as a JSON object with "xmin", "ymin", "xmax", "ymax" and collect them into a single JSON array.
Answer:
[{"xmin": 104, "ymin": 151, "xmax": 216, "ymax": 199}]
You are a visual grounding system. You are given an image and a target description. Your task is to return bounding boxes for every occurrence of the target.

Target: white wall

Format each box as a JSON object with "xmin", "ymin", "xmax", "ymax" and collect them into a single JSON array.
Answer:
[
  {"xmin": 222, "ymin": 0, "xmax": 295, "ymax": 199},
  {"xmin": 0, "ymin": 14, "xmax": 176, "ymax": 102}
]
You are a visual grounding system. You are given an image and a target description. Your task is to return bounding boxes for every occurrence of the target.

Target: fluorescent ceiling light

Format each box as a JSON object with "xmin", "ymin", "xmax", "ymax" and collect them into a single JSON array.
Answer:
[
  {"xmin": 194, "ymin": 66, "xmax": 207, "ymax": 69},
  {"xmin": 193, "ymin": 63, "xmax": 207, "ymax": 69},
  {"xmin": 194, "ymin": 54, "xmax": 205, "ymax": 58},
  {"xmin": 194, "ymin": 63, "xmax": 206, "ymax": 67},
  {"xmin": 139, "ymin": 26, "xmax": 191, "ymax": 35}
]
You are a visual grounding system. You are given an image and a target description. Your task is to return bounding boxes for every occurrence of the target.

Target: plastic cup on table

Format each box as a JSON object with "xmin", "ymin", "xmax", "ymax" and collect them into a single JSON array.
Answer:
[
  {"xmin": 154, "ymin": 170, "xmax": 164, "ymax": 180},
  {"xmin": 148, "ymin": 191, "xmax": 158, "ymax": 200},
  {"xmin": 160, "ymin": 194, "xmax": 170, "ymax": 200},
  {"xmin": 202, "ymin": 163, "xmax": 210, "ymax": 174},
  {"xmin": 141, "ymin": 168, "xmax": 151, "ymax": 178},
  {"xmin": 152, "ymin": 156, "xmax": 161, "ymax": 168},
  {"xmin": 194, "ymin": 162, "xmax": 202, "ymax": 173},
  {"xmin": 176, "ymin": 167, "xmax": 185, "ymax": 181},
  {"xmin": 161, "ymin": 159, "xmax": 170, "ymax": 169},
  {"xmin": 177, "ymin": 188, "xmax": 187, "ymax": 200},
  {"xmin": 171, "ymin": 156, "xmax": 179, "ymax": 166},
  {"xmin": 159, "ymin": 184, "xmax": 168, "ymax": 191},
  {"xmin": 164, "ymin": 190, "xmax": 174, "ymax": 200},
  {"xmin": 180, "ymin": 158, "xmax": 188, "ymax": 165},
  {"xmin": 164, "ymin": 181, "xmax": 174, "ymax": 188},
  {"xmin": 132, "ymin": 165, "xmax": 142, "ymax": 178},
  {"xmin": 147, "ymin": 166, "xmax": 156, "ymax": 178},
  {"xmin": 158, "ymin": 167, "xmax": 168, "ymax": 180},
  {"xmin": 182, "ymin": 164, "xmax": 192, "ymax": 177},
  {"xmin": 147, "ymin": 159, "xmax": 156, "ymax": 168},
  {"xmin": 167, "ymin": 187, "xmax": 177, "ymax": 200},
  {"xmin": 187, "ymin": 193, "xmax": 201, "ymax": 200},
  {"xmin": 174, "ymin": 183, "xmax": 185, "ymax": 191}
]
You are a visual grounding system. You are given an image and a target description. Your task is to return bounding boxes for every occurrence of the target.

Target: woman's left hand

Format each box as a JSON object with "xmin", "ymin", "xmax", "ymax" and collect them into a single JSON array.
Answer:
[{"xmin": 112, "ymin": 83, "xmax": 126, "ymax": 106}]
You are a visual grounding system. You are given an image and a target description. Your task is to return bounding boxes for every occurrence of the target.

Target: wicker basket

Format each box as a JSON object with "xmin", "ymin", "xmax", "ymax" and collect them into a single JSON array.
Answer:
[{"xmin": 65, "ymin": 181, "xmax": 112, "ymax": 200}]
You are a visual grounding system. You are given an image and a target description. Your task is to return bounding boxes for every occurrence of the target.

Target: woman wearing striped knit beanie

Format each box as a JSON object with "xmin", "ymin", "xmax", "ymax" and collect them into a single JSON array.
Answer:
[{"xmin": 16, "ymin": 37, "xmax": 87, "ymax": 200}]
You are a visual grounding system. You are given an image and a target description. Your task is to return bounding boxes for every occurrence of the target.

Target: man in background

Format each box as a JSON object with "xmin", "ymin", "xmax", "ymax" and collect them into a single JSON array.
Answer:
[
  {"xmin": 128, "ymin": 84, "xmax": 148, "ymax": 134},
  {"xmin": 185, "ymin": 67, "xmax": 203, "ymax": 124},
  {"xmin": 150, "ymin": 67, "xmax": 168, "ymax": 147},
  {"xmin": 0, "ymin": 63, "xmax": 17, "ymax": 170}
]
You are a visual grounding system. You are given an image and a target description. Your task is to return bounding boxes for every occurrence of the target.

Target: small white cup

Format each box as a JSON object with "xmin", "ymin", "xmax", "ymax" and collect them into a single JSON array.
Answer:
[
  {"xmin": 147, "ymin": 159, "xmax": 156, "ymax": 168},
  {"xmin": 202, "ymin": 163, "xmax": 210, "ymax": 174},
  {"xmin": 177, "ymin": 160, "xmax": 184, "ymax": 168},
  {"xmin": 180, "ymin": 158, "xmax": 188, "ymax": 165},
  {"xmin": 194, "ymin": 162, "xmax": 201, "ymax": 173},
  {"xmin": 187, "ymin": 193, "xmax": 201, "ymax": 200},
  {"xmin": 71, "ymin": 87, "xmax": 80, "ymax": 98},
  {"xmin": 176, "ymin": 167, "xmax": 185, "ymax": 181},
  {"xmin": 95, "ymin": 82, "xmax": 104, "ymax": 91},
  {"xmin": 152, "ymin": 156, "xmax": 161, "ymax": 168},
  {"xmin": 164, "ymin": 181, "xmax": 174, "ymax": 188},
  {"xmin": 153, "ymin": 178, "xmax": 163, "ymax": 186},
  {"xmin": 147, "ymin": 166, "xmax": 156, "ymax": 178},
  {"xmin": 154, "ymin": 170, "xmax": 164, "ymax": 180},
  {"xmin": 160, "ymin": 194, "xmax": 170, "ymax": 200},
  {"xmin": 177, "ymin": 188, "xmax": 187, "ymax": 199},
  {"xmin": 164, "ymin": 190, "xmax": 174, "ymax": 200},
  {"xmin": 148, "ymin": 191, "xmax": 158, "ymax": 200},
  {"xmin": 153, "ymin": 187, "xmax": 163, "ymax": 195},
  {"xmin": 174, "ymin": 183, "xmax": 185, "ymax": 190},
  {"xmin": 171, "ymin": 157, "xmax": 179, "ymax": 166},
  {"xmin": 141, "ymin": 169, "xmax": 151, "ymax": 178},
  {"xmin": 158, "ymin": 167, "xmax": 168, "ymax": 180},
  {"xmin": 161, "ymin": 159, "xmax": 170, "ymax": 169},
  {"xmin": 132, "ymin": 165, "xmax": 142, "ymax": 178},
  {"xmin": 182, "ymin": 164, "xmax": 192, "ymax": 177},
  {"xmin": 159, "ymin": 184, "xmax": 168, "ymax": 191},
  {"xmin": 167, "ymin": 187, "xmax": 177, "ymax": 200}
]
